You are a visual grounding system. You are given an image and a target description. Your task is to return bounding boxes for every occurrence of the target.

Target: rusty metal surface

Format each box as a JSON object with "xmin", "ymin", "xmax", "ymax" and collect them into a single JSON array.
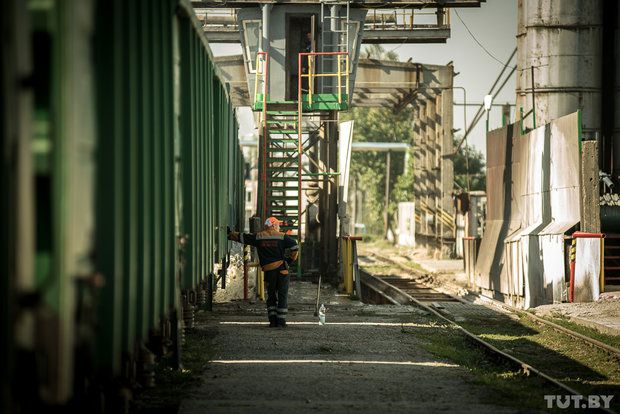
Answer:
[
  {"xmin": 517, "ymin": 0, "xmax": 603, "ymax": 136},
  {"xmin": 213, "ymin": 55, "xmax": 451, "ymax": 109}
]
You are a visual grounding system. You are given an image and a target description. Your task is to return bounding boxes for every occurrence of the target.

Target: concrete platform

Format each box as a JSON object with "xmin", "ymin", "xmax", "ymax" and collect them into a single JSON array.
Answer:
[
  {"xmin": 532, "ymin": 300, "xmax": 620, "ymax": 336},
  {"xmin": 179, "ymin": 281, "xmax": 521, "ymax": 414}
]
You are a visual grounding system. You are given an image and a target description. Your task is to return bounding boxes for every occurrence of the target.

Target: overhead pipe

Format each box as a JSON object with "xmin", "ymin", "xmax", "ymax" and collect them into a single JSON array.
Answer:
[{"xmin": 261, "ymin": 3, "xmax": 271, "ymax": 55}]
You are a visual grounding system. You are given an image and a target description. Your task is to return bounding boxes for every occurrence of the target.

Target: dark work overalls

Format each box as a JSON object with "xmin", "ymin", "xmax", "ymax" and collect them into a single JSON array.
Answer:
[{"xmin": 233, "ymin": 229, "xmax": 298, "ymax": 327}]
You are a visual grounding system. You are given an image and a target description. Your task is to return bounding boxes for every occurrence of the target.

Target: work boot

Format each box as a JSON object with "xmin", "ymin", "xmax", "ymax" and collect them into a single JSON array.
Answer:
[
  {"xmin": 277, "ymin": 318, "xmax": 287, "ymax": 328},
  {"xmin": 269, "ymin": 316, "xmax": 277, "ymax": 328}
]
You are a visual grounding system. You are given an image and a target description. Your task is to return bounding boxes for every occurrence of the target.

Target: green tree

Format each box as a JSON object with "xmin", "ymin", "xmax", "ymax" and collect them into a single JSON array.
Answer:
[
  {"xmin": 453, "ymin": 136, "xmax": 486, "ymax": 191},
  {"xmin": 342, "ymin": 107, "xmax": 413, "ymax": 236},
  {"xmin": 341, "ymin": 44, "xmax": 413, "ymax": 236}
]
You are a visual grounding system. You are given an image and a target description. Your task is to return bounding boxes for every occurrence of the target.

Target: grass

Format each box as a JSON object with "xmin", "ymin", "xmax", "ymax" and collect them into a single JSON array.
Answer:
[
  {"xmin": 539, "ymin": 312, "xmax": 620, "ymax": 349},
  {"xmin": 406, "ymin": 322, "xmax": 583, "ymax": 413},
  {"xmin": 456, "ymin": 313, "xmax": 620, "ymax": 406}
]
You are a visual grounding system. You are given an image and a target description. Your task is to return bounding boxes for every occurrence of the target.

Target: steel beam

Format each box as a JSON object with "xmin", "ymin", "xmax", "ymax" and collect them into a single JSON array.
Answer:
[
  {"xmin": 191, "ymin": 0, "xmax": 485, "ymax": 8},
  {"xmin": 362, "ymin": 28, "xmax": 450, "ymax": 44}
]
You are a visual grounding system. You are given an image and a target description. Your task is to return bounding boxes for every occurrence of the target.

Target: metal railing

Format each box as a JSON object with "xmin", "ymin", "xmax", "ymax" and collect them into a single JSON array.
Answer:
[
  {"xmin": 298, "ymin": 51, "xmax": 350, "ymax": 105},
  {"xmin": 416, "ymin": 199, "xmax": 455, "ymax": 232},
  {"xmin": 253, "ymin": 51, "xmax": 268, "ymax": 108}
]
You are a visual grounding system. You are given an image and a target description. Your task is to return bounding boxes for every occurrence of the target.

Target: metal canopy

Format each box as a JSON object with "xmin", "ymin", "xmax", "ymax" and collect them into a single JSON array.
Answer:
[
  {"xmin": 197, "ymin": 6, "xmax": 467, "ymax": 44},
  {"xmin": 192, "ymin": 0, "xmax": 484, "ymax": 8},
  {"xmin": 213, "ymin": 55, "xmax": 450, "ymax": 109}
]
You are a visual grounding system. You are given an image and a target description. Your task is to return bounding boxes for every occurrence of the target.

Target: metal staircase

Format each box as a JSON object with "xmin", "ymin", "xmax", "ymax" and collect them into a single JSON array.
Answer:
[
  {"xmin": 264, "ymin": 108, "xmax": 302, "ymax": 239},
  {"xmin": 254, "ymin": 39, "xmax": 350, "ymax": 277}
]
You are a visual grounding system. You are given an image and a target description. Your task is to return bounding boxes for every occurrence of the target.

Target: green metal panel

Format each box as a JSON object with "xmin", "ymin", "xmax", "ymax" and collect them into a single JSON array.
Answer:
[
  {"xmin": 213, "ymin": 82, "xmax": 220, "ymax": 261},
  {"xmin": 158, "ymin": 0, "xmax": 171, "ymax": 318},
  {"xmin": 191, "ymin": 31, "xmax": 205, "ymax": 288},
  {"xmin": 151, "ymin": 1, "xmax": 162, "ymax": 325},
  {"xmin": 94, "ymin": 0, "xmax": 128, "ymax": 375},
  {"xmin": 137, "ymin": 0, "xmax": 153, "ymax": 340},
  {"xmin": 198, "ymin": 41, "xmax": 205, "ymax": 285},
  {"xmin": 122, "ymin": 0, "xmax": 139, "ymax": 353},
  {"xmin": 179, "ymin": 16, "xmax": 193, "ymax": 290},
  {"xmin": 172, "ymin": 11, "xmax": 182, "ymax": 309},
  {"xmin": 162, "ymin": 0, "xmax": 174, "ymax": 314}
]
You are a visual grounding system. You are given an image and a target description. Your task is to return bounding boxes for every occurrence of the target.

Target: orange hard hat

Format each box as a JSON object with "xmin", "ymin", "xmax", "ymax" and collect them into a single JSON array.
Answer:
[{"xmin": 264, "ymin": 216, "xmax": 282, "ymax": 227}]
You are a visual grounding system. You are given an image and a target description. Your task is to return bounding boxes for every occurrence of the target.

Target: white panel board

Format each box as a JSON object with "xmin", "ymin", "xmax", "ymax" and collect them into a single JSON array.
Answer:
[
  {"xmin": 574, "ymin": 238, "xmax": 601, "ymax": 303},
  {"xmin": 397, "ymin": 202, "xmax": 416, "ymax": 247}
]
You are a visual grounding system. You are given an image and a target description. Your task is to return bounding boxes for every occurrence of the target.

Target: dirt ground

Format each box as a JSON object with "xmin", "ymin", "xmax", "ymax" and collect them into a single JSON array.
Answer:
[
  {"xmin": 179, "ymin": 281, "xmax": 524, "ymax": 414},
  {"xmin": 532, "ymin": 299, "xmax": 620, "ymax": 335}
]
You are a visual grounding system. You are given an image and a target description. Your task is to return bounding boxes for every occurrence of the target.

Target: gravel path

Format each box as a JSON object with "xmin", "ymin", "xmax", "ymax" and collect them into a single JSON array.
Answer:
[{"xmin": 179, "ymin": 281, "xmax": 524, "ymax": 414}]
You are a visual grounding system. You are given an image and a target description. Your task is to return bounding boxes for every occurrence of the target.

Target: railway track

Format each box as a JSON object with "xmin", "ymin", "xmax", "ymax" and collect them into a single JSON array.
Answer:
[
  {"xmin": 363, "ymin": 251, "xmax": 620, "ymax": 359},
  {"xmin": 359, "ymin": 252, "xmax": 619, "ymax": 414}
]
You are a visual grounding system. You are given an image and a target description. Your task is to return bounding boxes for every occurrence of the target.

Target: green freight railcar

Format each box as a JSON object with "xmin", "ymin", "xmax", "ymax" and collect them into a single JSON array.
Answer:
[{"xmin": 0, "ymin": 0, "xmax": 243, "ymax": 411}]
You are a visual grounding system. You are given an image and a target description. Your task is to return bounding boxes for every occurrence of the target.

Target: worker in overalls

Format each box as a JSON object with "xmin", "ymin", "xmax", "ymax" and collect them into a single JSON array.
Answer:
[{"xmin": 228, "ymin": 217, "xmax": 299, "ymax": 327}]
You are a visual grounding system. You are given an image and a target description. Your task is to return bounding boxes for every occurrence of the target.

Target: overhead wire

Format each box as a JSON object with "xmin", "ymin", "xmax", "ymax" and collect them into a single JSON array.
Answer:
[
  {"xmin": 454, "ymin": 47, "xmax": 517, "ymax": 153},
  {"xmin": 453, "ymin": 9, "xmax": 517, "ymax": 70}
]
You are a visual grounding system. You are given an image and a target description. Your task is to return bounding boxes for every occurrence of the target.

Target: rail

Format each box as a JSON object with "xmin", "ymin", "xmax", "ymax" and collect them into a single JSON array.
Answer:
[{"xmin": 367, "ymin": 250, "xmax": 620, "ymax": 360}]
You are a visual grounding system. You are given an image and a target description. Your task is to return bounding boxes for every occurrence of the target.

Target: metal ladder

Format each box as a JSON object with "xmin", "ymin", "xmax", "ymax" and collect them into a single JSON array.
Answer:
[{"xmin": 320, "ymin": 0, "xmax": 351, "ymax": 95}]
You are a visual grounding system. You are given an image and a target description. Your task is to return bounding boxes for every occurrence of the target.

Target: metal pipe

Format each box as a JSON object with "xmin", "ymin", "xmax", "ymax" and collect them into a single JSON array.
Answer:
[
  {"xmin": 330, "ymin": 4, "xmax": 340, "ymax": 32},
  {"xmin": 261, "ymin": 3, "xmax": 271, "ymax": 55}
]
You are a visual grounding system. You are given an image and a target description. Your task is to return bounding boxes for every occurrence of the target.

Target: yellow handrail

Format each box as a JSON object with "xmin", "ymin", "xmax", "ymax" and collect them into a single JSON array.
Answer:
[
  {"xmin": 253, "ymin": 52, "xmax": 268, "ymax": 108},
  {"xmin": 337, "ymin": 55, "xmax": 342, "ymax": 104},
  {"xmin": 299, "ymin": 52, "xmax": 349, "ymax": 104},
  {"xmin": 253, "ymin": 54, "xmax": 260, "ymax": 105},
  {"xmin": 345, "ymin": 54, "xmax": 350, "ymax": 96}
]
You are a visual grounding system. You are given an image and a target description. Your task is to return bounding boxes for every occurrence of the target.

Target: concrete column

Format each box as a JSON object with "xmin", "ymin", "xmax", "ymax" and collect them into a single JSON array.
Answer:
[
  {"xmin": 326, "ymin": 112, "xmax": 339, "ymax": 281},
  {"xmin": 580, "ymin": 140, "xmax": 601, "ymax": 233},
  {"xmin": 439, "ymin": 67, "xmax": 454, "ymax": 254},
  {"xmin": 319, "ymin": 112, "xmax": 339, "ymax": 283},
  {"xmin": 426, "ymin": 97, "xmax": 437, "ymax": 244},
  {"xmin": 383, "ymin": 151, "xmax": 391, "ymax": 238}
]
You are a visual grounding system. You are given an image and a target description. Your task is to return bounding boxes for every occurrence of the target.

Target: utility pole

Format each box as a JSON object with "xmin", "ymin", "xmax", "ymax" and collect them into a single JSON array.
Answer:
[{"xmin": 383, "ymin": 150, "xmax": 391, "ymax": 239}]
